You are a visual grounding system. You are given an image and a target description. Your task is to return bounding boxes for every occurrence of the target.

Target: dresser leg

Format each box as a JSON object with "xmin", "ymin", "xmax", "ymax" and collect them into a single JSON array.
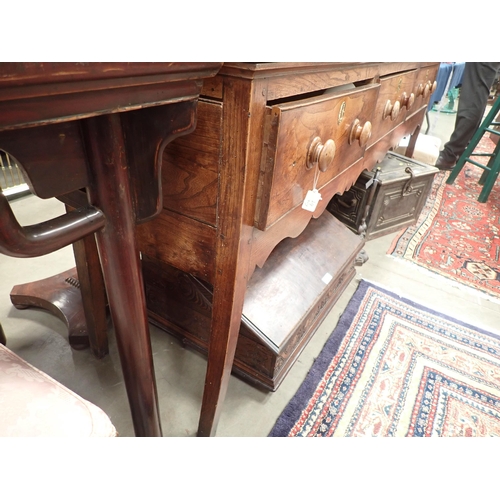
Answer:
[
  {"xmin": 83, "ymin": 114, "xmax": 162, "ymax": 437},
  {"xmin": 197, "ymin": 287, "xmax": 245, "ymax": 437},
  {"xmin": 197, "ymin": 225, "xmax": 253, "ymax": 437}
]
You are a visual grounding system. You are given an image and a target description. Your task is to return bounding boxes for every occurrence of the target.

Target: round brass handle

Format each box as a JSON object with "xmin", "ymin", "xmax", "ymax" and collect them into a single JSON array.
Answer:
[
  {"xmin": 349, "ymin": 119, "xmax": 372, "ymax": 147},
  {"xmin": 400, "ymin": 92, "xmax": 415, "ymax": 110},
  {"xmin": 423, "ymin": 82, "xmax": 432, "ymax": 98},
  {"xmin": 416, "ymin": 80, "xmax": 437, "ymax": 98},
  {"xmin": 383, "ymin": 99, "xmax": 401, "ymax": 121},
  {"xmin": 306, "ymin": 137, "xmax": 336, "ymax": 172}
]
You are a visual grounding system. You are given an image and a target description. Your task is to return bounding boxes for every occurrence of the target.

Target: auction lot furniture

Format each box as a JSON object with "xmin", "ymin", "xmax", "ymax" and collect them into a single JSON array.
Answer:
[
  {"xmin": 136, "ymin": 62, "xmax": 439, "ymax": 435},
  {"xmin": 0, "ymin": 62, "xmax": 221, "ymax": 437}
]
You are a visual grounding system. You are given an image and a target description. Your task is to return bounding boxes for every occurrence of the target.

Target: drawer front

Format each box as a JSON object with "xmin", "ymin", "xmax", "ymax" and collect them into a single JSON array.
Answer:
[
  {"xmin": 411, "ymin": 63, "xmax": 439, "ymax": 113},
  {"xmin": 255, "ymin": 83, "xmax": 379, "ymax": 230},
  {"xmin": 367, "ymin": 70, "xmax": 417, "ymax": 147}
]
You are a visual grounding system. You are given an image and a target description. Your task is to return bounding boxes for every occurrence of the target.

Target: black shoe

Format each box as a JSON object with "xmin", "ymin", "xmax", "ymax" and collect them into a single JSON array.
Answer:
[{"xmin": 435, "ymin": 153, "xmax": 456, "ymax": 171}]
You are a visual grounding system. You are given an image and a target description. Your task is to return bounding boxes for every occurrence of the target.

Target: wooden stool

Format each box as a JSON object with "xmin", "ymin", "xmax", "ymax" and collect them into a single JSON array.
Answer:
[{"xmin": 446, "ymin": 97, "xmax": 500, "ymax": 202}]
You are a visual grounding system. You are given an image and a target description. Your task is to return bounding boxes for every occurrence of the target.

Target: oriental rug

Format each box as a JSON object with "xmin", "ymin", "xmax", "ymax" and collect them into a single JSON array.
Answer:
[
  {"xmin": 387, "ymin": 134, "xmax": 500, "ymax": 300},
  {"xmin": 269, "ymin": 280, "xmax": 500, "ymax": 437}
]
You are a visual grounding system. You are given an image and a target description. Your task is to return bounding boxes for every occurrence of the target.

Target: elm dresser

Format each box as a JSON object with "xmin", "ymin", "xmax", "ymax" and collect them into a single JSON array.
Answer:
[{"xmin": 135, "ymin": 62, "xmax": 439, "ymax": 436}]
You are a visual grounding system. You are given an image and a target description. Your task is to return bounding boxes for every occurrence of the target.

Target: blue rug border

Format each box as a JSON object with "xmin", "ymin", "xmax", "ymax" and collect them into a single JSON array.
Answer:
[{"xmin": 268, "ymin": 279, "xmax": 500, "ymax": 437}]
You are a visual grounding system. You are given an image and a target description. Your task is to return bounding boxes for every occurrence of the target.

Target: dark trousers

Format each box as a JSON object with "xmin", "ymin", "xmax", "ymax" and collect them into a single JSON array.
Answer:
[{"xmin": 442, "ymin": 62, "xmax": 500, "ymax": 161}]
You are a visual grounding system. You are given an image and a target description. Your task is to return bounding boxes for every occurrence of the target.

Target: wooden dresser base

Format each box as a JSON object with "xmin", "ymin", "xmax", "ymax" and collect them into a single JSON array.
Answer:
[{"xmin": 143, "ymin": 211, "xmax": 364, "ymax": 391}]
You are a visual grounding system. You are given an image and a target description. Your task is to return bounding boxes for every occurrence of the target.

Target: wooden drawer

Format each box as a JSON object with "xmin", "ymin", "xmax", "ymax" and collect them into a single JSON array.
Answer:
[
  {"xmin": 254, "ymin": 83, "xmax": 379, "ymax": 231},
  {"xmin": 411, "ymin": 63, "xmax": 439, "ymax": 113},
  {"xmin": 367, "ymin": 69, "xmax": 417, "ymax": 147}
]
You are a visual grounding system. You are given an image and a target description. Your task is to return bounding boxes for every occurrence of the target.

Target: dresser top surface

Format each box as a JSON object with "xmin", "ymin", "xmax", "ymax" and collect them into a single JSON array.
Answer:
[{"xmin": 219, "ymin": 62, "xmax": 438, "ymax": 79}]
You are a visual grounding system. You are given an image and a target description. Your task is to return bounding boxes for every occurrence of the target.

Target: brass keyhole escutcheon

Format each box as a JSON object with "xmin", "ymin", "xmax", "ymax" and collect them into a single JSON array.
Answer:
[
  {"xmin": 397, "ymin": 77, "xmax": 403, "ymax": 93},
  {"xmin": 338, "ymin": 101, "xmax": 346, "ymax": 125},
  {"xmin": 306, "ymin": 137, "xmax": 336, "ymax": 172}
]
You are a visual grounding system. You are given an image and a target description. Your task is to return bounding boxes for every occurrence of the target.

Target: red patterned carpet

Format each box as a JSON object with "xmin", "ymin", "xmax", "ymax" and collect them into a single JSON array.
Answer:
[
  {"xmin": 387, "ymin": 135, "xmax": 500, "ymax": 300},
  {"xmin": 269, "ymin": 281, "xmax": 500, "ymax": 437}
]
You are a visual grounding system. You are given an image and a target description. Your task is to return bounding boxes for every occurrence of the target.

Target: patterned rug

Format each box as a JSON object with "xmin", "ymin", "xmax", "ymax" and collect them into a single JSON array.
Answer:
[
  {"xmin": 269, "ymin": 280, "xmax": 500, "ymax": 437},
  {"xmin": 387, "ymin": 135, "xmax": 500, "ymax": 300}
]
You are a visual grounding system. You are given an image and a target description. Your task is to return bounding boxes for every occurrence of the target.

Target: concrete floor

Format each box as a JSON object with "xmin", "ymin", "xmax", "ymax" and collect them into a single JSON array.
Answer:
[{"xmin": 2, "ymin": 107, "xmax": 500, "ymax": 438}]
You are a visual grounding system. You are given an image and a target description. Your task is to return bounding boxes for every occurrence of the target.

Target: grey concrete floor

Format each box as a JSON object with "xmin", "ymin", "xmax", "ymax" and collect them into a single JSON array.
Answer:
[{"xmin": 2, "ymin": 107, "xmax": 500, "ymax": 438}]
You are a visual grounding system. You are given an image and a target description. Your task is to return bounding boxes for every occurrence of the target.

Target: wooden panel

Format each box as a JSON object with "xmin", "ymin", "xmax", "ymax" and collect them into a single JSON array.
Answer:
[
  {"xmin": 161, "ymin": 99, "xmax": 221, "ymax": 226},
  {"xmin": 136, "ymin": 209, "xmax": 216, "ymax": 283},
  {"xmin": 367, "ymin": 70, "xmax": 417, "ymax": 147},
  {"xmin": 411, "ymin": 63, "xmax": 440, "ymax": 114},
  {"xmin": 201, "ymin": 76, "xmax": 224, "ymax": 99},
  {"xmin": 244, "ymin": 211, "xmax": 363, "ymax": 350},
  {"xmin": 218, "ymin": 62, "xmax": 421, "ymax": 101},
  {"xmin": 255, "ymin": 83, "xmax": 379, "ymax": 230},
  {"xmin": 0, "ymin": 63, "xmax": 222, "ymax": 131},
  {"xmin": 121, "ymin": 100, "xmax": 199, "ymax": 223},
  {"xmin": 0, "ymin": 63, "xmax": 222, "ymax": 91},
  {"xmin": 0, "ymin": 121, "xmax": 89, "ymax": 198}
]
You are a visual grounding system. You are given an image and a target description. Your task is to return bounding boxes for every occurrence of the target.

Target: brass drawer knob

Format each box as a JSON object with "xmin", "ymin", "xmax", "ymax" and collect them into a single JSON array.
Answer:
[
  {"xmin": 383, "ymin": 99, "xmax": 401, "ymax": 121},
  {"xmin": 307, "ymin": 137, "xmax": 336, "ymax": 172},
  {"xmin": 422, "ymin": 80, "xmax": 436, "ymax": 98},
  {"xmin": 416, "ymin": 81, "xmax": 435, "ymax": 97},
  {"xmin": 349, "ymin": 119, "xmax": 372, "ymax": 147},
  {"xmin": 400, "ymin": 92, "xmax": 415, "ymax": 110}
]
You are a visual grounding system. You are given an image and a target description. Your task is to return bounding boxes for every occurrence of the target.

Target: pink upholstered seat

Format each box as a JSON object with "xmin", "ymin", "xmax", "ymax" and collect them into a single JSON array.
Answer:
[{"xmin": 0, "ymin": 343, "xmax": 117, "ymax": 437}]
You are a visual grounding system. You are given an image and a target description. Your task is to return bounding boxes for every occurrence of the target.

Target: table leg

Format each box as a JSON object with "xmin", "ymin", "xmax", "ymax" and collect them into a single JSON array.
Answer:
[
  {"xmin": 71, "ymin": 231, "xmax": 109, "ymax": 358},
  {"xmin": 197, "ymin": 269, "xmax": 249, "ymax": 437},
  {"xmin": 82, "ymin": 113, "xmax": 162, "ymax": 437}
]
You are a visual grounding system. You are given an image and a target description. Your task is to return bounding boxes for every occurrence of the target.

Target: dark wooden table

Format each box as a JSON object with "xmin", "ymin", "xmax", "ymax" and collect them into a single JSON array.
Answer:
[{"xmin": 0, "ymin": 62, "xmax": 221, "ymax": 436}]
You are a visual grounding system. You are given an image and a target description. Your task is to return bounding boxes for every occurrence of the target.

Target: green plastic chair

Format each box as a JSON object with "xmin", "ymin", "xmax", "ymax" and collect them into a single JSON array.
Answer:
[{"xmin": 446, "ymin": 97, "xmax": 500, "ymax": 202}]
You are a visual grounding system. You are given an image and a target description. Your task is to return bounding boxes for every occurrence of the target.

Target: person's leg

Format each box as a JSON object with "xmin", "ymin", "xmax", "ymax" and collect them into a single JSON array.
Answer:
[{"xmin": 436, "ymin": 62, "xmax": 500, "ymax": 169}]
